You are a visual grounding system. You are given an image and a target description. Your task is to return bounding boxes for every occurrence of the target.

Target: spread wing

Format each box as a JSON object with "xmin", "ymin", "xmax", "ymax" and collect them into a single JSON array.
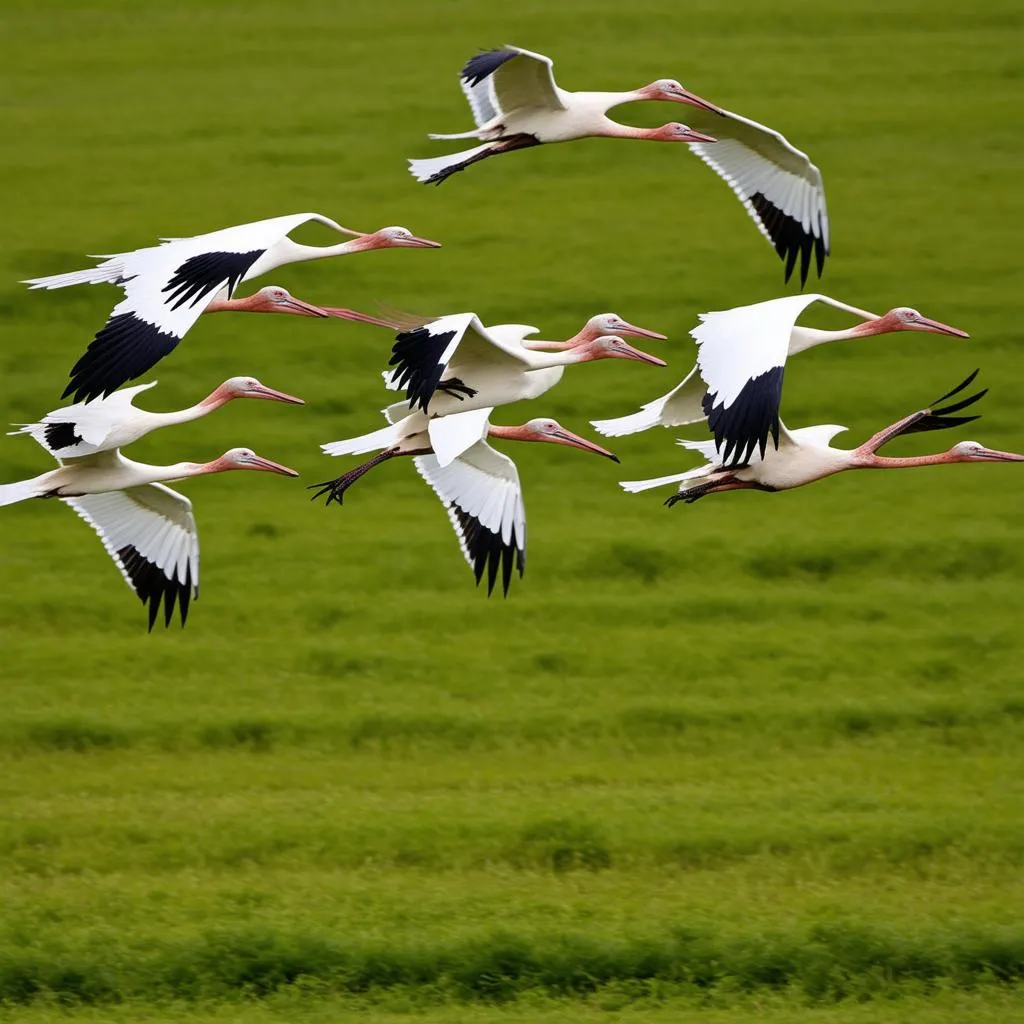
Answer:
[
  {"xmin": 684, "ymin": 107, "xmax": 829, "ymax": 287},
  {"xmin": 63, "ymin": 482, "xmax": 199, "ymax": 630},
  {"xmin": 387, "ymin": 313, "xmax": 534, "ymax": 413},
  {"xmin": 414, "ymin": 439, "xmax": 526, "ymax": 597},
  {"xmin": 460, "ymin": 46, "xmax": 566, "ymax": 123}
]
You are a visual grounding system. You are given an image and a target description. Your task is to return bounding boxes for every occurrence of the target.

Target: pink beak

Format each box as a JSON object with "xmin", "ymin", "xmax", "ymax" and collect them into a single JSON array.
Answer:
[
  {"xmin": 550, "ymin": 428, "xmax": 620, "ymax": 462},
  {"xmin": 319, "ymin": 307, "xmax": 404, "ymax": 329},
  {"xmin": 248, "ymin": 455, "xmax": 300, "ymax": 477},
  {"xmin": 278, "ymin": 296, "xmax": 331, "ymax": 318},
  {"xmin": 617, "ymin": 342, "xmax": 668, "ymax": 367},
  {"xmin": 975, "ymin": 447, "xmax": 1024, "ymax": 462},
  {"xmin": 914, "ymin": 316, "xmax": 970, "ymax": 339},
  {"xmin": 249, "ymin": 384, "xmax": 305, "ymax": 405},
  {"xmin": 681, "ymin": 127, "xmax": 717, "ymax": 144},
  {"xmin": 616, "ymin": 319, "xmax": 668, "ymax": 341},
  {"xmin": 674, "ymin": 88, "xmax": 726, "ymax": 116},
  {"xmin": 396, "ymin": 235, "xmax": 442, "ymax": 248}
]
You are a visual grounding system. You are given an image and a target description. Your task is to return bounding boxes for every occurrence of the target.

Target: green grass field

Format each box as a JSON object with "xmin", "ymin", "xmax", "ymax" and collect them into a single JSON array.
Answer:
[{"xmin": 1, "ymin": 0, "xmax": 1023, "ymax": 1020}]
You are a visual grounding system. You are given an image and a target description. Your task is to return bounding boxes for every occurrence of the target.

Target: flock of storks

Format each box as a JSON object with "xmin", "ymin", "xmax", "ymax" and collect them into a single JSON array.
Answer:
[{"xmin": 3, "ymin": 46, "xmax": 1019, "ymax": 629}]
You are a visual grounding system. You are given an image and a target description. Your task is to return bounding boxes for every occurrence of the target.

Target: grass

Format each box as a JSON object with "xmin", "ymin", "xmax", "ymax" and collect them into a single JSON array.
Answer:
[{"xmin": 1, "ymin": 0, "xmax": 1023, "ymax": 1019}]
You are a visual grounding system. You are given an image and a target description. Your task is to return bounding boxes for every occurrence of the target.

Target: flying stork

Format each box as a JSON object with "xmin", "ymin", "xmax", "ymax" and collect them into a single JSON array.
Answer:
[
  {"xmin": 24, "ymin": 213, "xmax": 441, "ymax": 402},
  {"xmin": 8, "ymin": 376, "xmax": 303, "ymax": 459},
  {"xmin": 592, "ymin": 294, "xmax": 969, "ymax": 467},
  {"xmin": 0, "ymin": 447, "xmax": 298, "ymax": 630},
  {"xmin": 311, "ymin": 407, "xmax": 617, "ymax": 596},
  {"xmin": 620, "ymin": 371, "xmax": 1023, "ymax": 503},
  {"xmin": 410, "ymin": 45, "xmax": 831, "ymax": 284}
]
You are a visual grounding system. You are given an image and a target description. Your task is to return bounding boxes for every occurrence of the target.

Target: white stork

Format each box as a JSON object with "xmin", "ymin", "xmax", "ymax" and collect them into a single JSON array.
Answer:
[
  {"xmin": 24, "ymin": 213, "xmax": 441, "ymax": 402},
  {"xmin": 592, "ymin": 294, "xmax": 969, "ymax": 467},
  {"xmin": 620, "ymin": 371, "xmax": 1024, "ymax": 503},
  {"xmin": 0, "ymin": 446, "xmax": 298, "ymax": 630},
  {"xmin": 8, "ymin": 376, "xmax": 303, "ymax": 459},
  {"xmin": 312, "ymin": 408, "xmax": 616, "ymax": 596},
  {"xmin": 410, "ymin": 45, "xmax": 830, "ymax": 284},
  {"xmin": 382, "ymin": 312, "xmax": 665, "ymax": 419}
]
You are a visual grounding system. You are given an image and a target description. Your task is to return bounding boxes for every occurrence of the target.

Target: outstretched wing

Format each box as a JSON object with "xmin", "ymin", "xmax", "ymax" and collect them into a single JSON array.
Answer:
[
  {"xmin": 591, "ymin": 367, "xmax": 705, "ymax": 437},
  {"xmin": 460, "ymin": 46, "xmax": 566, "ymax": 123},
  {"xmin": 25, "ymin": 213, "xmax": 339, "ymax": 403},
  {"xmin": 684, "ymin": 107, "xmax": 829, "ymax": 287},
  {"xmin": 387, "ymin": 312, "xmax": 533, "ymax": 413},
  {"xmin": 694, "ymin": 293, "xmax": 870, "ymax": 467},
  {"xmin": 9, "ymin": 382, "xmax": 159, "ymax": 458},
  {"xmin": 414, "ymin": 440, "xmax": 526, "ymax": 597},
  {"xmin": 63, "ymin": 482, "xmax": 199, "ymax": 630}
]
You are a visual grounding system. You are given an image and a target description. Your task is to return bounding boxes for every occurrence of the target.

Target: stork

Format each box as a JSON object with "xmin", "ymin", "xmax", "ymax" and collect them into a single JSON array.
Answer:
[
  {"xmin": 311, "ymin": 408, "xmax": 616, "ymax": 596},
  {"xmin": 9, "ymin": 376, "xmax": 303, "ymax": 459},
  {"xmin": 592, "ymin": 294, "xmax": 969, "ymax": 467},
  {"xmin": 23, "ymin": 213, "xmax": 441, "ymax": 402},
  {"xmin": 620, "ymin": 371, "xmax": 1023, "ymax": 504},
  {"xmin": 0, "ymin": 447, "xmax": 298, "ymax": 629},
  {"xmin": 411, "ymin": 45, "xmax": 830, "ymax": 284}
]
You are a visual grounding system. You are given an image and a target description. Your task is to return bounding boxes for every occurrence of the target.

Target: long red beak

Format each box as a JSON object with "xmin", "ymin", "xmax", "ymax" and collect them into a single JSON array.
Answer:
[
  {"xmin": 618, "ymin": 342, "xmax": 668, "ymax": 367},
  {"xmin": 319, "ymin": 308, "xmax": 403, "ymax": 329},
  {"xmin": 915, "ymin": 316, "xmax": 970, "ymax": 339},
  {"xmin": 248, "ymin": 455, "xmax": 300, "ymax": 477},
  {"xmin": 250, "ymin": 384, "xmax": 305, "ymax": 405},
  {"xmin": 675, "ymin": 89, "xmax": 726, "ymax": 116},
  {"xmin": 280, "ymin": 297, "xmax": 331, "ymax": 318},
  {"xmin": 551, "ymin": 429, "xmax": 620, "ymax": 462}
]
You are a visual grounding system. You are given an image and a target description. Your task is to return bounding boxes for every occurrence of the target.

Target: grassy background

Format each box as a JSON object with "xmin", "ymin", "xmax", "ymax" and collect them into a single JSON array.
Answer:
[{"xmin": 1, "ymin": 0, "xmax": 1023, "ymax": 1019}]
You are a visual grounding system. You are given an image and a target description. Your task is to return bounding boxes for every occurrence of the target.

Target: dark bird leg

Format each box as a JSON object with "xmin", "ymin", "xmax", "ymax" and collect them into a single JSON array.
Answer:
[
  {"xmin": 426, "ymin": 134, "xmax": 541, "ymax": 185},
  {"xmin": 435, "ymin": 377, "xmax": 478, "ymax": 401},
  {"xmin": 665, "ymin": 475, "xmax": 770, "ymax": 506},
  {"xmin": 308, "ymin": 447, "xmax": 430, "ymax": 506}
]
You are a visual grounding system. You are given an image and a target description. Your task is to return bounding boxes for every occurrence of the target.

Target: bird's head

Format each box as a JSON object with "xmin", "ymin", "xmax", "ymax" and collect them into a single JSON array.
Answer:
[
  {"xmin": 640, "ymin": 79, "xmax": 725, "ymax": 115},
  {"xmin": 247, "ymin": 285, "xmax": 331, "ymax": 317},
  {"xmin": 515, "ymin": 418, "xmax": 620, "ymax": 461},
  {"xmin": 220, "ymin": 376, "xmax": 305, "ymax": 405},
  {"xmin": 214, "ymin": 448, "xmax": 300, "ymax": 476},
  {"xmin": 351, "ymin": 226, "xmax": 442, "ymax": 250},
  {"xmin": 949, "ymin": 440, "xmax": 1024, "ymax": 463},
  {"xmin": 584, "ymin": 313, "xmax": 667, "ymax": 341},
  {"xmin": 649, "ymin": 122, "xmax": 717, "ymax": 144},
  {"xmin": 852, "ymin": 307, "xmax": 970, "ymax": 338},
  {"xmin": 575, "ymin": 335, "xmax": 667, "ymax": 366}
]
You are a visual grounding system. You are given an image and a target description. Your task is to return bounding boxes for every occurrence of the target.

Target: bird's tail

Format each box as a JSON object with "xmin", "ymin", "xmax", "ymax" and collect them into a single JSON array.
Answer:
[
  {"xmin": 321, "ymin": 416, "xmax": 415, "ymax": 457},
  {"xmin": 407, "ymin": 143, "xmax": 495, "ymax": 185},
  {"xmin": 0, "ymin": 472, "xmax": 54, "ymax": 506},
  {"xmin": 592, "ymin": 395, "xmax": 671, "ymax": 438},
  {"xmin": 428, "ymin": 129, "xmax": 486, "ymax": 141},
  {"xmin": 23, "ymin": 257, "xmax": 125, "ymax": 290},
  {"xmin": 619, "ymin": 465, "xmax": 712, "ymax": 495}
]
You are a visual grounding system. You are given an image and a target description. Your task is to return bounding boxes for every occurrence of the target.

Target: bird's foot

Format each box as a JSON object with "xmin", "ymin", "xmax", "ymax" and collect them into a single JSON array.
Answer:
[
  {"xmin": 307, "ymin": 473, "xmax": 359, "ymax": 507},
  {"xmin": 436, "ymin": 377, "xmax": 478, "ymax": 401}
]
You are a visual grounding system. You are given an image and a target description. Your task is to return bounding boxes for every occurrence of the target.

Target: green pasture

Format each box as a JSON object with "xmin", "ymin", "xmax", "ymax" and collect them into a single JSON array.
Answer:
[{"xmin": 1, "ymin": 0, "xmax": 1022, "ymax": 1019}]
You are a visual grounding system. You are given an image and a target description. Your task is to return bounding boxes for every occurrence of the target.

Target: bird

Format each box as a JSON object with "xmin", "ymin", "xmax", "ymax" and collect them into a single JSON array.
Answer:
[
  {"xmin": 8, "ymin": 375, "xmax": 304, "ymax": 460},
  {"xmin": 311, "ymin": 407, "xmax": 617, "ymax": 596},
  {"xmin": 410, "ymin": 45, "xmax": 830, "ymax": 284},
  {"xmin": 619, "ymin": 371, "xmax": 1023, "ymax": 504},
  {"xmin": 0, "ymin": 446, "xmax": 298, "ymax": 629},
  {"xmin": 592, "ymin": 294, "xmax": 969, "ymax": 467},
  {"xmin": 23, "ymin": 213, "xmax": 442, "ymax": 402},
  {"xmin": 384, "ymin": 312, "xmax": 666, "ymax": 418}
]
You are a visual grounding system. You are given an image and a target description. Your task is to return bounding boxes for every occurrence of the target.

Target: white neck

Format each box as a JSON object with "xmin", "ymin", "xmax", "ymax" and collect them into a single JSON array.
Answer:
[
  {"xmin": 264, "ymin": 236, "xmax": 367, "ymax": 272},
  {"xmin": 578, "ymin": 89, "xmax": 642, "ymax": 114},
  {"xmin": 789, "ymin": 323, "xmax": 869, "ymax": 356},
  {"xmin": 144, "ymin": 402, "xmax": 219, "ymax": 430}
]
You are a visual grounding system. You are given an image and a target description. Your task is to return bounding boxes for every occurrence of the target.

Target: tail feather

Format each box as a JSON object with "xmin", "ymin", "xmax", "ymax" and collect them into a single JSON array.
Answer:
[
  {"xmin": 428, "ymin": 130, "xmax": 486, "ymax": 141},
  {"xmin": 321, "ymin": 421, "xmax": 405, "ymax": 457},
  {"xmin": 23, "ymin": 259, "xmax": 125, "ymax": 290},
  {"xmin": 619, "ymin": 466, "xmax": 711, "ymax": 495},
  {"xmin": 407, "ymin": 143, "xmax": 494, "ymax": 185},
  {"xmin": 591, "ymin": 396, "xmax": 669, "ymax": 437},
  {"xmin": 0, "ymin": 473, "xmax": 53, "ymax": 506}
]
